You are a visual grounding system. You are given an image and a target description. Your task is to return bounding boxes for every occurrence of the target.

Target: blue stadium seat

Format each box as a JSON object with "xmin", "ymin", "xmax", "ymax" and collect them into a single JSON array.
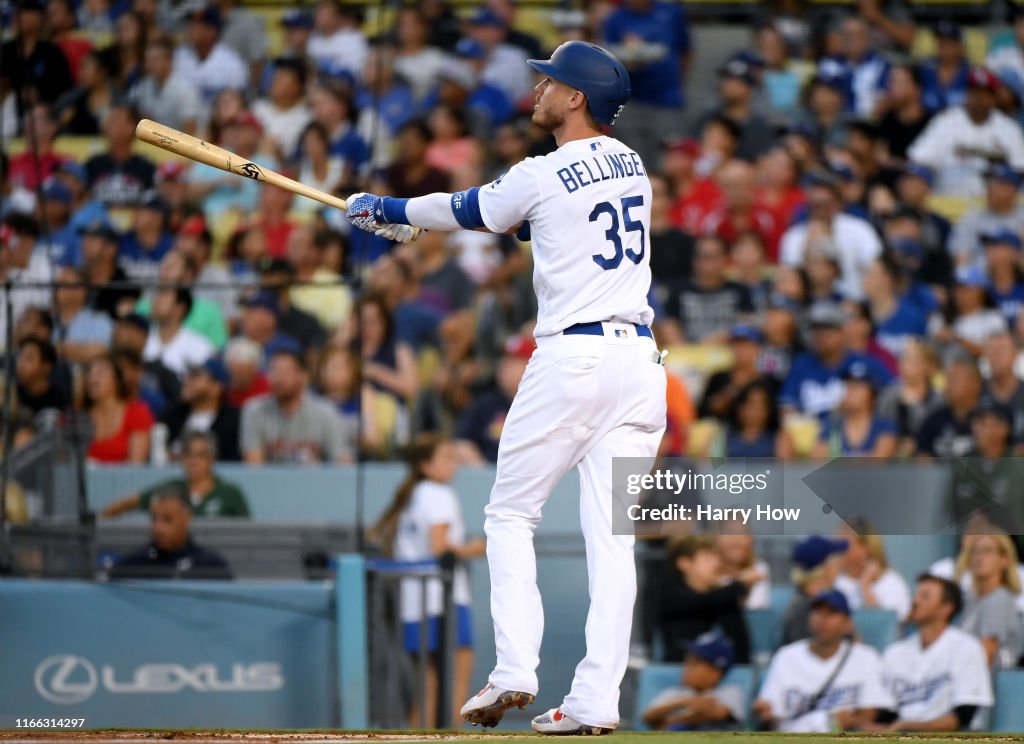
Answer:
[
  {"xmin": 744, "ymin": 609, "xmax": 780, "ymax": 667},
  {"xmin": 992, "ymin": 669, "xmax": 1024, "ymax": 732},
  {"xmin": 770, "ymin": 585, "xmax": 795, "ymax": 616},
  {"xmin": 852, "ymin": 609, "xmax": 899, "ymax": 653},
  {"xmin": 633, "ymin": 663, "xmax": 755, "ymax": 731}
]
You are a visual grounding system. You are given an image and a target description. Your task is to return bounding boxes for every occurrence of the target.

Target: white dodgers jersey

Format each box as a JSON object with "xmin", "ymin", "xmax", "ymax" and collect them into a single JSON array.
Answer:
[
  {"xmin": 882, "ymin": 626, "xmax": 993, "ymax": 722},
  {"xmin": 475, "ymin": 135, "xmax": 655, "ymax": 337},
  {"xmin": 758, "ymin": 639, "xmax": 893, "ymax": 732}
]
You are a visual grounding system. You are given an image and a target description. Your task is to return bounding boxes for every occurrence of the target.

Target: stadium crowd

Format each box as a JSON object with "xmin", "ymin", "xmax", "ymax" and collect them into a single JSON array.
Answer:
[{"xmin": 3, "ymin": 0, "xmax": 1024, "ymax": 730}]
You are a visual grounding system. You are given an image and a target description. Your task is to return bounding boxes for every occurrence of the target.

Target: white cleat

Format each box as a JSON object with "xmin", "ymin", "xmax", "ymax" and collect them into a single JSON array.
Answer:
[
  {"xmin": 460, "ymin": 683, "xmax": 535, "ymax": 728},
  {"xmin": 531, "ymin": 708, "xmax": 614, "ymax": 736}
]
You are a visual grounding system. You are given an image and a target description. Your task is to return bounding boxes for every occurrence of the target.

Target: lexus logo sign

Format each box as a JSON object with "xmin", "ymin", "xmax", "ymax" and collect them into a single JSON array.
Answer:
[
  {"xmin": 33, "ymin": 656, "xmax": 284, "ymax": 703},
  {"xmin": 35, "ymin": 655, "xmax": 98, "ymax": 704}
]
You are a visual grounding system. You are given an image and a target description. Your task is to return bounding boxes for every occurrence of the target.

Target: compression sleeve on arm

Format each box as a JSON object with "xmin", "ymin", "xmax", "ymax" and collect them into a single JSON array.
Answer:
[{"xmin": 380, "ymin": 189, "xmax": 485, "ymax": 231}]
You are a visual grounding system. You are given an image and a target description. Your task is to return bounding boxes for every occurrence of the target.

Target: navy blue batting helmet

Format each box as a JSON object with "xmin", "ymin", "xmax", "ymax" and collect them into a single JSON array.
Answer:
[{"xmin": 527, "ymin": 41, "xmax": 631, "ymax": 126}]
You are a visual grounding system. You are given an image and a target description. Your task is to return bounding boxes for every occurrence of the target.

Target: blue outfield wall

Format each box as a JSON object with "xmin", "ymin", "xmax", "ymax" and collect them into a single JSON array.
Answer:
[{"xmin": 0, "ymin": 580, "xmax": 340, "ymax": 729}]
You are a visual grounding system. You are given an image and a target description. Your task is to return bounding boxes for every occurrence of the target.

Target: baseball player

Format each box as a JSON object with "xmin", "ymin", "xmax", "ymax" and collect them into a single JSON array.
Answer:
[
  {"xmin": 345, "ymin": 41, "xmax": 666, "ymax": 735},
  {"xmin": 873, "ymin": 574, "xmax": 993, "ymax": 731},
  {"xmin": 754, "ymin": 590, "xmax": 892, "ymax": 732}
]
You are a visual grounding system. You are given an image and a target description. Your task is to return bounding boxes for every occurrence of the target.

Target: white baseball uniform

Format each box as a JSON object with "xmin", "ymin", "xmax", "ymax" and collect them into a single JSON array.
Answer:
[
  {"xmin": 881, "ymin": 626, "xmax": 993, "ymax": 725},
  {"xmin": 395, "ymin": 134, "xmax": 666, "ymax": 727},
  {"xmin": 757, "ymin": 639, "xmax": 893, "ymax": 732}
]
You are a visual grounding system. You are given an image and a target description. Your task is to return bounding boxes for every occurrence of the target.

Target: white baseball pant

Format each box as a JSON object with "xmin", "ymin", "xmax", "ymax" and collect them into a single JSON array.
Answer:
[{"xmin": 483, "ymin": 322, "xmax": 667, "ymax": 729}]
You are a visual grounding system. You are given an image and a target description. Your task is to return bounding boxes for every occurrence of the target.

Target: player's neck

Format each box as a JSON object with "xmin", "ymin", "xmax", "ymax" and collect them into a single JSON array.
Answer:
[
  {"xmin": 553, "ymin": 120, "xmax": 603, "ymax": 148},
  {"xmin": 918, "ymin": 620, "xmax": 947, "ymax": 647}
]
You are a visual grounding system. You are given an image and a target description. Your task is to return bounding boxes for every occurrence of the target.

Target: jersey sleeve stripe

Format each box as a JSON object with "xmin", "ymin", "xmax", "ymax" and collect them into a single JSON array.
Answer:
[{"xmin": 451, "ymin": 187, "xmax": 485, "ymax": 229}]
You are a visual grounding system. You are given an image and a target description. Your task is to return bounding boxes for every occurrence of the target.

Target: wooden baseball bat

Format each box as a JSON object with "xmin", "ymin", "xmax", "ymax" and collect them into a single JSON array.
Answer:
[
  {"xmin": 135, "ymin": 119, "xmax": 421, "ymax": 239},
  {"xmin": 136, "ymin": 119, "xmax": 352, "ymax": 212}
]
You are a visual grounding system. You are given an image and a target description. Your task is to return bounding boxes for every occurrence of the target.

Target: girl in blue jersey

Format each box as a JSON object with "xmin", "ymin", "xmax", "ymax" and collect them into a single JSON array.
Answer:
[{"xmin": 813, "ymin": 360, "xmax": 898, "ymax": 457}]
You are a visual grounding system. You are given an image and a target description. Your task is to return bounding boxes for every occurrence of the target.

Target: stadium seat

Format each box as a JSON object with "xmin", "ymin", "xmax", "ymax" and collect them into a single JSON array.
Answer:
[
  {"xmin": 770, "ymin": 584, "xmax": 795, "ymax": 616},
  {"xmin": 744, "ymin": 608, "xmax": 780, "ymax": 668},
  {"xmin": 633, "ymin": 663, "xmax": 756, "ymax": 732},
  {"xmin": 992, "ymin": 669, "xmax": 1024, "ymax": 732},
  {"xmin": 852, "ymin": 608, "xmax": 899, "ymax": 653}
]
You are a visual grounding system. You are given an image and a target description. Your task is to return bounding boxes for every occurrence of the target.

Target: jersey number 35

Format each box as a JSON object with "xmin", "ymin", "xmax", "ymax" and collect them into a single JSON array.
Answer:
[{"xmin": 590, "ymin": 195, "xmax": 646, "ymax": 271}]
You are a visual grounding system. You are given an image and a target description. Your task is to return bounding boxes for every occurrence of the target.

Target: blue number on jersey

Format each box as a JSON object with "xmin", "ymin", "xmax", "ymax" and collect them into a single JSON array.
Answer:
[{"xmin": 590, "ymin": 195, "xmax": 646, "ymax": 270}]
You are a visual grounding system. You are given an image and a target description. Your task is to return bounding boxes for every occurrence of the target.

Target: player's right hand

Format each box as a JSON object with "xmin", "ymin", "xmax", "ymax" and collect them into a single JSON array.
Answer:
[
  {"xmin": 346, "ymin": 192, "xmax": 386, "ymax": 233},
  {"xmin": 374, "ymin": 223, "xmax": 418, "ymax": 243}
]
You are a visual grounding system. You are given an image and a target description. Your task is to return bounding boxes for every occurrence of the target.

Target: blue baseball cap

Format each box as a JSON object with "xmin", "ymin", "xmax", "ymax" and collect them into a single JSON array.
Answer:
[
  {"xmin": 792, "ymin": 535, "xmax": 848, "ymax": 570},
  {"xmin": 811, "ymin": 67, "xmax": 849, "ymax": 95},
  {"xmin": 42, "ymin": 180, "xmax": 73, "ymax": 205},
  {"xmin": 55, "ymin": 160, "xmax": 88, "ymax": 184},
  {"xmin": 955, "ymin": 264, "xmax": 989, "ymax": 288},
  {"xmin": 685, "ymin": 631, "xmax": 735, "ymax": 673},
  {"xmin": 890, "ymin": 237, "xmax": 924, "ymax": 262},
  {"xmin": 984, "ymin": 162, "xmax": 1022, "ymax": 188},
  {"xmin": 829, "ymin": 161, "xmax": 858, "ymax": 183},
  {"xmin": 811, "ymin": 589, "xmax": 852, "ymax": 615},
  {"xmin": 719, "ymin": 57, "xmax": 757, "ymax": 86},
  {"xmin": 767, "ymin": 292, "xmax": 800, "ymax": 313},
  {"xmin": 189, "ymin": 356, "xmax": 229, "ymax": 385},
  {"xmin": 266, "ymin": 335, "xmax": 303, "ymax": 360},
  {"xmin": 934, "ymin": 20, "xmax": 963, "ymax": 41},
  {"xmin": 469, "ymin": 8, "xmax": 506, "ymax": 28},
  {"xmin": 901, "ymin": 162, "xmax": 934, "ymax": 187},
  {"xmin": 455, "ymin": 37, "xmax": 487, "ymax": 60},
  {"xmin": 980, "ymin": 227, "xmax": 1023, "ymax": 250},
  {"xmin": 730, "ymin": 323, "xmax": 764, "ymax": 344},
  {"xmin": 841, "ymin": 358, "xmax": 885, "ymax": 391},
  {"xmin": 280, "ymin": 9, "xmax": 313, "ymax": 29},
  {"xmin": 242, "ymin": 290, "xmax": 280, "ymax": 314}
]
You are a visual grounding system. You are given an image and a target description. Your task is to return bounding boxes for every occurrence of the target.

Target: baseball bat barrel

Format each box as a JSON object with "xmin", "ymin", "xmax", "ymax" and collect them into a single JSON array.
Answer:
[{"xmin": 134, "ymin": 118, "xmax": 350, "ymax": 212}]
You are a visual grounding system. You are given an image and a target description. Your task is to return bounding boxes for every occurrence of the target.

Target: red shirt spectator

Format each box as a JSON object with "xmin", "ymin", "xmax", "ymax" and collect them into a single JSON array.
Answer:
[
  {"xmin": 8, "ymin": 104, "xmax": 67, "ymax": 191},
  {"xmin": 88, "ymin": 399, "xmax": 155, "ymax": 462},
  {"xmin": 84, "ymin": 354, "xmax": 154, "ymax": 464},
  {"xmin": 699, "ymin": 160, "xmax": 783, "ymax": 261},
  {"xmin": 662, "ymin": 138, "xmax": 723, "ymax": 233},
  {"xmin": 226, "ymin": 373, "xmax": 270, "ymax": 408}
]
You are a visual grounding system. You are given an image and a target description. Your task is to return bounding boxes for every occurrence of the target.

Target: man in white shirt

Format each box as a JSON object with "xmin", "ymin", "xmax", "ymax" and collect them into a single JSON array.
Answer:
[
  {"xmin": 908, "ymin": 67, "xmax": 1024, "ymax": 198},
  {"xmin": 779, "ymin": 175, "xmax": 882, "ymax": 300},
  {"xmin": 466, "ymin": 9, "xmax": 533, "ymax": 106},
  {"xmin": 144, "ymin": 286, "xmax": 214, "ymax": 377},
  {"xmin": 874, "ymin": 574, "xmax": 993, "ymax": 731},
  {"xmin": 947, "ymin": 162, "xmax": 1024, "ymax": 270},
  {"xmin": 307, "ymin": 0, "xmax": 367, "ymax": 80},
  {"xmin": 252, "ymin": 59, "xmax": 312, "ymax": 159},
  {"xmin": 755, "ymin": 590, "xmax": 892, "ymax": 732},
  {"xmin": 0, "ymin": 213, "xmax": 53, "ymax": 352},
  {"xmin": 133, "ymin": 36, "xmax": 202, "ymax": 135},
  {"xmin": 172, "ymin": 7, "xmax": 248, "ymax": 109}
]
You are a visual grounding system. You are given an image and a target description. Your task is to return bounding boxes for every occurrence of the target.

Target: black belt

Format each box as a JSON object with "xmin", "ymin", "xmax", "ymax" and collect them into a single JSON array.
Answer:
[{"xmin": 563, "ymin": 322, "xmax": 653, "ymax": 338}]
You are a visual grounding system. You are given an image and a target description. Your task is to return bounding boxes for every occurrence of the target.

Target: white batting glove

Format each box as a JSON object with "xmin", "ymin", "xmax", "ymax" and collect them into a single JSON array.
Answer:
[
  {"xmin": 346, "ymin": 192, "xmax": 385, "ymax": 233},
  {"xmin": 374, "ymin": 224, "xmax": 418, "ymax": 243}
]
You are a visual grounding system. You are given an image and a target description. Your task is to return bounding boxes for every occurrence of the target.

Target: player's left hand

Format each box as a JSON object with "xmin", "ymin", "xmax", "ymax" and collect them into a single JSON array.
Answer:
[
  {"xmin": 346, "ymin": 192, "xmax": 386, "ymax": 233},
  {"xmin": 374, "ymin": 223, "xmax": 418, "ymax": 243}
]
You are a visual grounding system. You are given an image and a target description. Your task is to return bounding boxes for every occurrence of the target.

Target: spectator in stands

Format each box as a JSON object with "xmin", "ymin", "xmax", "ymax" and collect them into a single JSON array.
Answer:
[
  {"xmin": 782, "ymin": 535, "xmax": 847, "ymax": 644},
  {"xmin": 132, "ymin": 36, "xmax": 202, "ymax": 136},
  {"xmin": 8, "ymin": 104, "xmax": 67, "ymax": 192},
  {"xmin": 86, "ymin": 103, "xmax": 155, "ymax": 207},
  {"xmin": 601, "ymin": 0, "xmax": 690, "ymax": 167},
  {"xmin": 46, "ymin": 0, "xmax": 93, "ymax": 82},
  {"xmin": 909, "ymin": 68, "xmax": 1024, "ymax": 198},
  {"xmin": 355, "ymin": 41, "xmax": 416, "ymax": 159},
  {"xmin": 798, "ymin": 70, "xmax": 854, "ymax": 150},
  {"xmin": 15, "ymin": 339, "xmax": 68, "ymax": 416},
  {"xmin": 932, "ymin": 267, "xmax": 1007, "ymax": 357},
  {"xmin": 84, "ymin": 352, "xmax": 154, "ymax": 463},
  {"xmin": 862, "ymin": 253, "xmax": 928, "ymax": 360},
  {"xmin": 112, "ymin": 11, "xmax": 147, "ymax": 92},
  {"xmin": 77, "ymin": 0, "xmax": 114, "ymax": 38},
  {"xmin": 212, "ymin": 0, "xmax": 268, "ymax": 84},
  {"xmin": 755, "ymin": 589, "xmax": 891, "ymax": 732},
  {"xmin": 956, "ymin": 530, "xmax": 1024, "ymax": 668},
  {"xmin": 842, "ymin": 301, "xmax": 898, "ymax": 377},
  {"xmin": 834, "ymin": 16, "xmax": 890, "ymax": 118},
  {"xmin": 877, "ymin": 339, "xmax": 942, "ymax": 457},
  {"xmin": 136, "ymin": 250, "xmax": 228, "ymax": 350},
  {"xmin": 875, "ymin": 575, "xmax": 992, "ymax": 731},
  {"xmin": 392, "ymin": 8, "xmax": 446, "ymax": 102},
  {"xmin": 143, "ymin": 287, "xmax": 214, "ymax": 378},
  {"xmin": 112, "ymin": 345, "xmax": 166, "ymax": 419},
  {"xmin": 118, "ymin": 194, "xmax": 173, "ymax": 282},
  {"xmin": 700, "ymin": 160, "xmax": 780, "ymax": 258},
  {"xmin": 371, "ymin": 434, "xmax": 485, "ymax": 728},
  {"xmin": 699, "ymin": 325, "xmax": 768, "ymax": 420},
  {"xmin": 254, "ymin": 58, "xmax": 312, "ymax": 160},
  {"xmin": 759, "ymin": 294, "xmax": 802, "ymax": 382},
  {"xmin": 950, "ymin": 403, "xmax": 1024, "ymax": 531},
  {"xmin": 643, "ymin": 631, "xmax": 744, "ymax": 731},
  {"xmin": 296, "ymin": 123, "xmax": 344, "ymax": 216},
  {"xmin": 920, "ymin": 22, "xmax": 971, "ymax": 113},
  {"xmin": 109, "ymin": 486, "xmax": 233, "ymax": 579},
  {"xmin": 916, "ymin": 355, "xmax": 983, "ymax": 458},
  {"xmin": 454, "ymin": 333, "xmax": 533, "ymax": 464},
  {"xmin": 756, "ymin": 24, "xmax": 804, "ymax": 118},
  {"xmin": 835, "ymin": 520, "xmax": 911, "ymax": 620},
  {"xmin": 308, "ymin": 0, "xmax": 367, "ymax": 81},
  {"xmin": 52, "ymin": 161, "xmax": 108, "ymax": 262},
  {"xmin": 80, "ymin": 223, "xmax": 139, "ymax": 318},
  {"xmin": 173, "ymin": 6, "xmax": 248, "ymax": 108},
  {"xmin": 661, "ymin": 235, "xmax": 754, "ymax": 345},
  {"xmin": 241, "ymin": 346, "xmax": 354, "ymax": 464},
  {"xmin": 662, "ymin": 137, "xmax": 722, "ymax": 235},
  {"xmin": 54, "ymin": 46, "xmax": 117, "ymax": 135},
  {"xmin": 426, "ymin": 104, "xmax": 483, "ymax": 176},
  {"xmin": 173, "ymin": 220, "xmax": 236, "ymax": 326},
  {"xmin": 804, "ymin": 235, "xmax": 843, "ymax": 306},
  {"xmin": 208, "ymin": 88, "xmax": 248, "ymax": 144},
  {"xmin": 781, "ymin": 303, "xmax": 892, "ymax": 421},
  {"xmin": 317, "ymin": 345, "xmax": 381, "ymax": 456},
  {"xmin": 224, "ymin": 337, "xmax": 269, "ymax": 408},
  {"xmin": 814, "ymin": 359, "xmax": 897, "ymax": 457},
  {"xmin": 658, "ymin": 534, "xmax": 755, "ymax": 664},
  {"xmin": 258, "ymin": 259, "xmax": 326, "ymax": 356},
  {"xmin": 780, "ymin": 175, "xmax": 881, "ymax": 300},
  {"xmin": 876, "ymin": 64, "xmax": 931, "ymax": 163},
  {"xmin": 160, "ymin": 357, "xmax": 241, "ymax": 462},
  {"xmin": 710, "ymin": 378, "xmax": 793, "ymax": 458},
  {"xmin": 0, "ymin": 0, "xmax": 73, "ymax": 116},
  {"xmin": 287, "ymin": 226, "xmax": 350, "ymax": 332},
  {"xmin": 694, "ymin": 57, "xmax": 774, "ymax": 161},
  {"xmin": 464, "ymin": 8, "xmax": 531, "ymax": 107},
  {"xmin": 309, "ymin": 81, "xmax": 370, "ymax": 181},
  {"xmin": 235, "ymin": 290, "xmax": 297, "ymax": 362},
  {"xmin": 53, "ymin": 265, "xmax": 112, "ymax": 364},
  {"xmin": 950, "ymin": 164, "xmax": 1024, "ymax": 271},
  {"xmin": 716, "ymin": 521, "xmax": 771, "ymax": 610},
  {"xmin": 981, "ymin": 229, "xmax": 1024, "ymax": 330},
  {"xmin": 375, "ymin": 119, "xmax": 451, "ymax": 199},
  {"xmin": 982, "ymin": 332, "xmax": 1024, "ymax": 444},
  {"xmin": 359, "ymin": 294, "xmax": 419, "ymax": 404},
  {"xmin": 648, "ymin": 174, "xmax": 694, "ymax": 294},
  {"xmin": 103, "ymin": 431, "xmax": 249, "ymax": 519},
  {"xmin": 188, "ymin": 113, "xmax": 273, "ymax": 223},
  {"xmin": 277, "ymin": 9, "xmax": 314, "ymax": 77},
  {"xmin": 0, "ymin": 213, "xmax": 54, "ymax": 350}
]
